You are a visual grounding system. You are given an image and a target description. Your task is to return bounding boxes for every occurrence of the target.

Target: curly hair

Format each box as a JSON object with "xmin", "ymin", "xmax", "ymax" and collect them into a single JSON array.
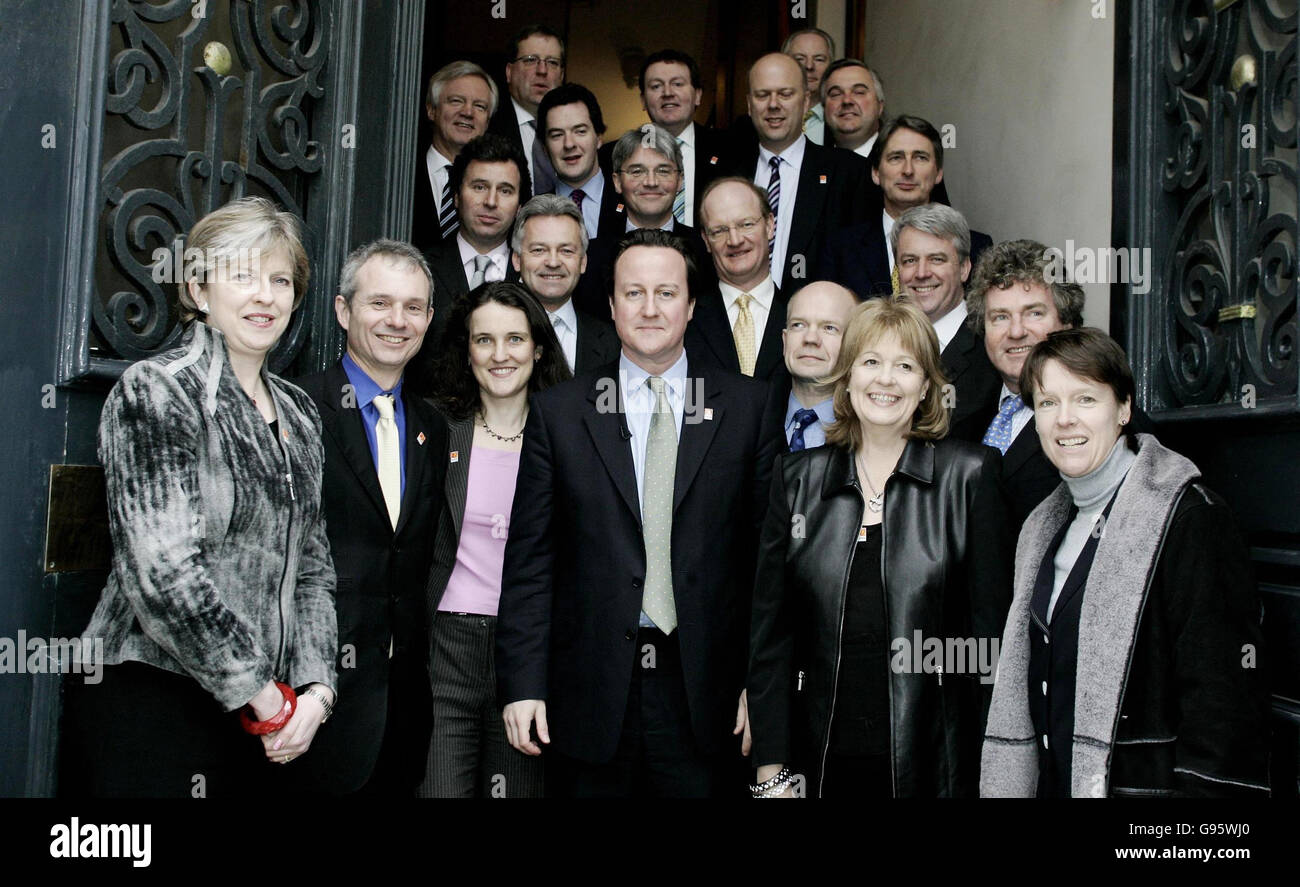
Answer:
[{"xmin": 965, "ymin": 239, "xmax": 1086, "ymax": 337}]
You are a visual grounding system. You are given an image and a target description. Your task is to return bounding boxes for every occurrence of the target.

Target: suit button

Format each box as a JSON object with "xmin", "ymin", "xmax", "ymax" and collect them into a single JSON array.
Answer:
[
  {"xmin": 1042, "ymin": 735, "xmax": 1049, "ymax": 749},
  {"xmin": 625, "ymin": 629, "xmax": 636, "ymax": 641},
  {"xmin": 1043, "ymin": 633, "xmax": 1049, "ymax": 644},
  {"xmin": 631, "ymin": 579, "xmax": 641, "ymax": 589},
  {"xmin": 1041, "ymin": 681, "xmax": 1047, "ymax": 696}
]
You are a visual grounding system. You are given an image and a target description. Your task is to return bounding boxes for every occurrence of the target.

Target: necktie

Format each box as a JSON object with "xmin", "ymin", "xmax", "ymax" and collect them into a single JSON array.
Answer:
[
  {"xmin": 672, "ymin": 137, "xmax": 687, "ymax": 224},
  {"xmin": 983, "ymin": 394, "xmax": 1024, "ymax": 455},
  {"xmin": 733, "ymin": 292, "xmax": 757, "ymax": 376},
  {"xmin": 766, "ymin": 156, "xmax": 781, "ymax": 267},
  {"xmin": 438, "ymin": 171, "xmax": 458, "ymax": 241},
  {"xmin": 570, "ymin": 188, "xmax": 587, "ymax": 213},
  {"xmin": 788, "ymin": 408, "xmax": 820, "ymax": 452},
  {"xmin": 891, "ymin": 263, "xmax": 901, "ymax": 294},
  {"xmin": 469, "ymin": 254, "xmax": 491, "ymax": 289},
  {"xmin": 551, "ymin": 313, "xmax": 573, "ymax": 372},
  {"xmin": 642, "ymin": 377, "xmax": 678, "ymax": 633},
  {"xmin": 372, "ymin": 394, "xmax": 401, "ymax": 529}
]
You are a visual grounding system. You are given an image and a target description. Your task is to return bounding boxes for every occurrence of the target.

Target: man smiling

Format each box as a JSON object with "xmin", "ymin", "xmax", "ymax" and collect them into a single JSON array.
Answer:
[
  {"xmin": 536, "ymin": 83, "xmax": 622, "ymax": 242},
  {"xmin": 822, "ymin": 59, "xmax": 885, "ymax": 159}
]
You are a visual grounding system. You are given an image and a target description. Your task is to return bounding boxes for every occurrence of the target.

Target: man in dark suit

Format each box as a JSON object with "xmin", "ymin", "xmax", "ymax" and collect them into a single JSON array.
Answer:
[
  {"xmin": 890, "ymin": 203, "xmax": 1001, "ymax": 441},
  {"xmin": 820, "ymin": 115, "xmax": 987, "ymax": 299},
  {"xmin": 779, "ymin": 281, "xmax": 859, "ymax": 451},
  {"xmin": 511, "ymin": 193, "xmax": 618, "ymax": 374},
  {"xmin": 293, "ymin": 240, "xmax": 449, "ymax": 795},
  {"xmin": 728, "ymin": 53, "xmax": 871, "ymax": 293},
  {"xmin": 486, "ymin": 24, "xmax": 562, "ymax": 197},
  {"xmin": 411, "ymin": 134, "xmax": 526, "ymax": 395},
  {"xmin": 535, "ymin": 83, "xmax": 623, "ymax": 243},
  {"xmin": 411, "ymin": 61, "xmax": 496, "ymax": 255},
  {"xmin": 575, "ymin": 125, "xmax": 710, "ymax": 319},
  {"xmin": 965, "ymin": 239, "xmax": 1155, "ymax": 530},
  {"xmin": 496, "ymin": 228, "xmax": 783, "ymax": 797},
  {"xmin": 685, "ymin": 177, "xmax": 788, "ymax": 384}
]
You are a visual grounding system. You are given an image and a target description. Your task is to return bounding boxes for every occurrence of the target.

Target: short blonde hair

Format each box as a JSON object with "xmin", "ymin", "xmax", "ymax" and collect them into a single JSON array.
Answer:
[
  {"xmin": 823, "ymin": 296, "xmax": 951, "ymax": 450},
  {"xmin": 179, "ymin": 197, "xmax": 310, "ymax": 322}
]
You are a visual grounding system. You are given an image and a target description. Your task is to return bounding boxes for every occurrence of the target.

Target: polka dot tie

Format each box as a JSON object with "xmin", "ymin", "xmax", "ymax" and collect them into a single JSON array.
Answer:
[
  {"xmin": 983, "ymin": 394, "xmax": 1024, "ymax": 455},
  {"xmin": 641, "ymin": 377, "xmax": 678, "ymax": 633},
  {"xmin": 788, "ymin": 408, "xmax": 820, "ymax": 452}
]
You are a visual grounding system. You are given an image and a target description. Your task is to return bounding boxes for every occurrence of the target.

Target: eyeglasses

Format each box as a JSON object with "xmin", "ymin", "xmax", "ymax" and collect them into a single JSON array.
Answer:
[
  {"xmin": 619, "ymin": 165, "xmax": 678, "ymax": 182},
  {"xmin": 704, "ymin": 217, "xmax": 764, "ymax": 241},
  {"xmin": 513, "ymin": 55, "xmax": 563, "ymax": 69}
]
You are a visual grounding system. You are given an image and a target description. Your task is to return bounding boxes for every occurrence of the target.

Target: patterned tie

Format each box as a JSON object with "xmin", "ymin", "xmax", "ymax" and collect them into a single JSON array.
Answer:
[
  {"xmin": 469, "ymin": 254, "xmax": 491, "ymax": 289},
  {"xmin": 641, "ymin": 377, "xmax": 678, "ymax": 633},
  {"xmin": 438, "ymin": 171, "xmax": 458, "ymax": 241},
  {"xmin": 983, "ymin": 394, "xmax": 1025, "ymax": 455},
  {"xmin": 672, "ymin": 137, "xmax": 687, "ymax": 224},
  {"xmin": 732, "ymin": 292, "xmax": 757, "ymax": 376},
  {"xmin": 788, "ymin": 408, "xmax": 820, "ymax": 452},
  {"xmin": 766, "ymin": 156, "xmax": 781, "ymax": 266},
  {"xmin": 570, "ymin": 188, "xmax": 587, "ymax": 213},
  {"xmin": 372, "ymin": 394, "xmax": 401, "ymax": 529},
  {"xmin": 891, "ymin": 263, "xmax": 901, "ymax": 294}
]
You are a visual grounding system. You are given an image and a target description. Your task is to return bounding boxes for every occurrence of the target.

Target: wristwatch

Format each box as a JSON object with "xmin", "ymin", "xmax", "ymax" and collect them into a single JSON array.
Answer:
[{"xmin": 301, "ymin": 686, "xmax": 335, "ymax": 723}]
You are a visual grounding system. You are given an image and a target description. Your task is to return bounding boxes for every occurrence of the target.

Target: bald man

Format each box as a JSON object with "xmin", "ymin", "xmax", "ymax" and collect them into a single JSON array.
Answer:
[
  {"xmin": 781, "ymin": 281, "xmax": 859, "ymax": 451},
  {"xmin": 725, "ymin": 53, "xmax": 871, "ymax": 293}
]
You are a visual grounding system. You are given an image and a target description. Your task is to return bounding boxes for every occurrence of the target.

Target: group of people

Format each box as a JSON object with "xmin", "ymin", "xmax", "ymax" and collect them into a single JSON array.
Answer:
[{"xmin": 64, "ymin": 25, "xmax": 1272, "ymax": 799}]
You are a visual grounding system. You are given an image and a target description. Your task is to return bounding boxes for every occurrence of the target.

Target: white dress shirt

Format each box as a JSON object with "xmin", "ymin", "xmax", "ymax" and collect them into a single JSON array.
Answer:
[
  {"xmin": 455, "ymin": 233, "xmax": 510, "ymax": 285},
  {"xmin": 548, "ymin": 299, "xmax": 579, "ymax": 373},
  {"xmin": 619, "ymin": 349, "xmax": 688, "ymax": 508},
  {"xmin": 755, "ymin": 137, "xmax": 806, "ymax": 288},
  {"xmin": 719, "ymin": 276, "xmax": 776, "ymax": 356},
  {"xmin": 932, "ymin": 299, "xmax": 969, "ymax": 354},
  {"xmin": 512, "ymin": 98, "xmax": 539, "ymax": 185},
  {"xmin": 676, "ymin": 122, "xmax": 697, "ymax": 227},
  {"xmin": 556, "ymin": 171, "xmax": 605, "ymax": 240},
  {"xmin": 852, "ymin": 132, "xmax": 878, "ymax": 160},
  {"xmin": 803, "ymin": 102, "xmax": 825, "ymax": 145},
  {"xmin": 882, "ymin": 209, "xmax": 897, "ymax": 271},
  {"xmin": 425, "ymin": 146, "xmax": 454, "ymax": 217}
]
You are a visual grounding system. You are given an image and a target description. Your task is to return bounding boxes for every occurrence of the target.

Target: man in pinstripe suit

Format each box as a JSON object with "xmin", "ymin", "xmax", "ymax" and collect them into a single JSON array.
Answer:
[{"xmin": 292, "ymin": 240, "xmax": 449, "ymax": 795}]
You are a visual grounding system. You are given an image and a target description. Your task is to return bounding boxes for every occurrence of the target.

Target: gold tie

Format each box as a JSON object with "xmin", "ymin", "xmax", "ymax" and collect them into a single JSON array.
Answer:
[
  {"xmin": 891, "ymin": 263, "xmax": 901, "ymax": 294},
  {"xmin": 733, "ymin": 292, "xmax": 757, "ymax": 376},
  {"xmin": 373, "ymin": 394, "xmax": 401, "ymax": 529}
]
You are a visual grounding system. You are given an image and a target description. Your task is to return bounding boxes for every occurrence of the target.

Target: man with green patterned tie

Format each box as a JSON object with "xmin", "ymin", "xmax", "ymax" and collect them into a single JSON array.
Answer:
[{"xmin": 496, "ymin": 228, "xmax": 784, "ymax": 796}]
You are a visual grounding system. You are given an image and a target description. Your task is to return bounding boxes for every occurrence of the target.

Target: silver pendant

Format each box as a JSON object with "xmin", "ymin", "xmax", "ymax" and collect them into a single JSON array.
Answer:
[{"xmin": 868, "ymin": 493, "xmax": 884, "ymax": 513}]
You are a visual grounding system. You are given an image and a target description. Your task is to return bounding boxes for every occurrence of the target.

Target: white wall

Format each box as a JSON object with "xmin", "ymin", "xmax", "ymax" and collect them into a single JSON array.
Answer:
[{"xmin": 860, "ymin": 0, "xmax": 1115, "ymax": 328}]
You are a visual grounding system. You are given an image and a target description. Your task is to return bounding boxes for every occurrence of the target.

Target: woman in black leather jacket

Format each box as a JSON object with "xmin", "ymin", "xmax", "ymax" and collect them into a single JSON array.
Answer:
[{"xmin": 748, "ymin": 296, "xmax": 1013, "ymax": 798}]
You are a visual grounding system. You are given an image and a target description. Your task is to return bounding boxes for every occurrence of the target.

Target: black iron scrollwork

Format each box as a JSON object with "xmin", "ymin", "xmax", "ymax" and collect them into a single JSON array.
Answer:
[{"xmin": 95, "ymin": 0, "xmax": 329, "ymax": 369}]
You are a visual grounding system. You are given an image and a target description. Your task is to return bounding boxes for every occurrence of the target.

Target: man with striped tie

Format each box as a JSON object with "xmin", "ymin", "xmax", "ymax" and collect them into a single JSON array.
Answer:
[{"xmin": 411, "ymin": 61, "xmax": 497, "ymax": 255}]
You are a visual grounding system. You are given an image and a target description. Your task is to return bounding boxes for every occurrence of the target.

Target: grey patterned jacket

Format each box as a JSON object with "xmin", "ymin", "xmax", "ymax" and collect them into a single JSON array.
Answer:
[{"xmin": 82, "ymin": 321, "xmax": 337, "ymax": 711}]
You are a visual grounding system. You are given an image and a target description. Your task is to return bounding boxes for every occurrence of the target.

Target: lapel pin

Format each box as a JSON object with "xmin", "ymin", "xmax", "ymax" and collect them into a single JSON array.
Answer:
[
  {"xmin": 417, "ymin": 432, "xmax": 426, "ymax": 446},
  {"xmin": 704, "ymin": 408, "xmax": 714, "ymax": 421},
  {"xmin": 450, "ymin": 450, "xmax": 459, "ymax": 463},
  {"xmin": 819, "ymin": 174, "xmax": 827, "ymax": 184},
  {"xmin": 710, "ymin": 155, "xmax": 718, "ymax": 165},
  {"xmin": 281, "ymin": 428, "xmax": 289, "ymax": 441},
  {"xmin": 617, "ymin": 202, "xmax": 625, "ymax": 213}
]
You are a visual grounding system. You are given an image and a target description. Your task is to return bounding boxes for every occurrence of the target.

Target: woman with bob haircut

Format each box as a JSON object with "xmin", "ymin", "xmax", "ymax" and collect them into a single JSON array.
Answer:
[
  {"xmin": 66, "ymin": 196, "xmax": 338, "ymax": 796},
  {"xmin": 748, "ymin": 295, "xmax": 1012, "ymax": 798},
  {"xmin": 982, "ymin": 328, "xmax": 1270, "ymax": 797}
]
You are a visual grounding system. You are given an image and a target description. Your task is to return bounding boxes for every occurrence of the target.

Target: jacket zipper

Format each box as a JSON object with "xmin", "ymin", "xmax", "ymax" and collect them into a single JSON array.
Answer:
[
  {"xmin": 879, "ymin": 479, "xmax": 897, "ymax": 798},
  {"xmin": 818, "ymin": 480, "xmax": 865, "ymax": 798},
  {"xmin": 270, "ymin": 384, "xmax": 294, "ymax": 678}
]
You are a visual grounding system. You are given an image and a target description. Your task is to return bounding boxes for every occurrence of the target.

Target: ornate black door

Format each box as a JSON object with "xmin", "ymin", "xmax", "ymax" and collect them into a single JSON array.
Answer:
[{"xmin": 1116, "ymin": 0, "xmax": 1299, "ymax": 794}]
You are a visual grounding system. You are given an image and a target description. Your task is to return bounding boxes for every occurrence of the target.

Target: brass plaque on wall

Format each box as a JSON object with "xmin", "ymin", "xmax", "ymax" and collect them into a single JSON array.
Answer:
[{"xmin": 44, "ymin": 465, "xmax": 111, "ymax": 574}]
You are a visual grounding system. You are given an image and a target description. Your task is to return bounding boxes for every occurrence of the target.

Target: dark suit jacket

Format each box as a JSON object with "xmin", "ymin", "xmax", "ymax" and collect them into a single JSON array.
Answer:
[
  {"xmin": 496, "ymin": 356, "xmax": 785, "ymax": 763},
  {"xmin": 572, "ymin": 220, "xmax": 711, "ymax": 321},
  {"xmin": 685, "ymin": 281, "xmax": 789, "ymax": 384},
  {"xmin": 426, "ymin": 413, "xmax": 473, "ymax": 615},
  {"xmin": 487, "ymin": 97, "xmax": 552, "ymax": 196},
  {"xmin": 572, "ymin": 308, "xmax": 620, "ymax": 374},
  {"xmin": 598, "ymin": 122, "xmax": 730, "ymax": 224},
  {"xmin": 410, "ymin": 147, "xmax": 442, "ymax": 256},
  {"xmin": 943, "ymin": 323, "xmax": 1002, "ymax": 443},
  {"xmin": 724, "ymin": 137, "xmax": 872, "ymax": 293},
  {"xmin": 293, "ymin": 363, "xmax": 449, "ymax": 793},
  {"xmin": 820, "ymin": 216, "xmax": 994, "ymax": 300}
]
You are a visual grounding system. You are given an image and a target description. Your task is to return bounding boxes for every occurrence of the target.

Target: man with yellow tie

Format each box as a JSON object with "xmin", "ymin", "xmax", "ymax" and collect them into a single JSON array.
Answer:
[{"xmin": 683, "ymin": 177, "xmax": 790, "ymax": 384}]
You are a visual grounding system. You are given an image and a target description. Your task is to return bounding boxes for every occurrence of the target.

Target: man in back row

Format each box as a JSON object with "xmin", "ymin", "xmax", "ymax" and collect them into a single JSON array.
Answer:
[
  {"xmin": 537, "ymin": 83, "xmax": 623, "ymax": 241},
  {"xmin": 487, "ymin": 24, "xmax": 563, "ymax": 196}
]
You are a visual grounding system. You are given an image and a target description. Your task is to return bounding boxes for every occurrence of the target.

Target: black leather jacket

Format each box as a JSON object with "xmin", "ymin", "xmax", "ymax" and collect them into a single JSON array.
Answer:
[{"xmin": 748, "ymin": 438, "xmax": 1013, "ymax": 796}]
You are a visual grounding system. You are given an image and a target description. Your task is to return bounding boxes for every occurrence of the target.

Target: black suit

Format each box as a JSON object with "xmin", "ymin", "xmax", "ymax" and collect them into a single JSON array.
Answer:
[
  {"xmin": 410, "ymin": 147, "xmax": 442, "ymax": 256},
  {"xmin": 496, "ymin": 356, "xmax": 784, "ymax": 794},
  {"xmin": 821, "ymin": 217, "xmax": 994, "ymax": 300},
  {"xmin": 572, "ymin": 220, "xmax": 710, "ymax": 321},
  {"xmin": 942, "ymin": 323, "xmax": 1002, "ymax": 443},
  {"xmin": 570, "ymin": 307, "xmax": 620, "ymax": 374},
  {"xmin": 726, "ymin": 137, "xmax": 871, "ymax": 292},
  {"xmin": 292, "ymin": 363, "xmax": 449, "ymax": 794},
  {"xmin": 598, "ymin": 122, "xmax": 730, "ymax": 225},
  {"xmin": 685, "ymin": 281, "xmax": 789, "ymax": 384},
  {"xmin": 487, "ymin": 97, "xmax": 552, "ymax": 196}
]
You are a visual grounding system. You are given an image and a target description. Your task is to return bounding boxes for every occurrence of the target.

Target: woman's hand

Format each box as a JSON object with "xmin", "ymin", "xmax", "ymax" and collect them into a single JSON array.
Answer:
[
  {"xmin": 247, "ymin": 680, "xmax": 288, "ymax": 721},
  {"xmin": 262, "ymin": 683, "xmax": 334, "ymax": 764}
]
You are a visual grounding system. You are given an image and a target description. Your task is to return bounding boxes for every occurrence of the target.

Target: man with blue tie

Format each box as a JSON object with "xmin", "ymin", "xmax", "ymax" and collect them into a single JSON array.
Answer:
[{"xmin": 780, "ymin": 281, "xmax": 858, "ymax": 451}]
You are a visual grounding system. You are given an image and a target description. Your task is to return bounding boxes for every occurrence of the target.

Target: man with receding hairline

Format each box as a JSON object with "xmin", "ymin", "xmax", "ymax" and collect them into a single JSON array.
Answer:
[{"xmin": 780, "ymin": 281, "xmax": 859, "ymax": 451}]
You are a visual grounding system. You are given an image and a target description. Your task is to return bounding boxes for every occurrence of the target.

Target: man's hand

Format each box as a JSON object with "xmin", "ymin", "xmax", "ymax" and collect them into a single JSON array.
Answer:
[
  {"xmin": 733, "ymin": 688, "xmax": 752, "ymax": 756},
  {"xmin": 503, "ymin": 699, "xmax": 550, "ymax": 755}
]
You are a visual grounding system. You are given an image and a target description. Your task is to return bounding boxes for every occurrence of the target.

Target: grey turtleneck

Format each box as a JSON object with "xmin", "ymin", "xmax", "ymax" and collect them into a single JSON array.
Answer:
[{"xmin": 1047, "ymin": 437, "xmax": 1138, "ymax": 619}]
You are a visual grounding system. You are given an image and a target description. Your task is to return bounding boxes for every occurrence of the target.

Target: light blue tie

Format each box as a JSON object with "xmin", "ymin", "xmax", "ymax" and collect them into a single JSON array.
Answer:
[{"xmin": 983, "ymin": 394, "xmax": 1024, "ymax": 455}]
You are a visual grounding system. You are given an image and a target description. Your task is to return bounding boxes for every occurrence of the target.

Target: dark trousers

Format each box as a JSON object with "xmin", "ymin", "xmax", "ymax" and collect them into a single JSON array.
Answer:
[
  {"xmin": 355, "ymin": 650, "xmax": 433, "ymax": 796},
  {"xmin": 420, "ymin": 612, "xmax": 543, "ymax": 798},
  {"xmin": 547, "ymin": 627, "xmax": 737, "ymax": 798},
  {"xmin": 60, "ymin": 662, "xmax": 275, "ymax": 798}
]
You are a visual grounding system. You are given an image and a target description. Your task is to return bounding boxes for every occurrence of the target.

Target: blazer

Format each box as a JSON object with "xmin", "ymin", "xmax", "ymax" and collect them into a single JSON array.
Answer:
[
  {"xmin": 292, "ymin": 363, "xmax": 449, "ymax": 792},
  {"xmin": 597, "ymin": 122, "xmax": 730, "ymax": 225},
  {"xmin": 487, "ymin": 97, "xmax": 553, "ymax": 196},
  {"xmin": 820, "ymin": 217, "xmax": 994, "ymax": 300},
  {"xmin": 572, "ymin": 308, "xmax": 621, "ymax": 374},
  {"xmin": 410, "ymin": 147, "xmax": 439, "ymax": 256},
  {"xmin": 571, "ymin": 220, "xmax": 711, "ymax": 321},
  {"xmin": 684, "ymin": 280, "xmax": 789, "ymax": 384},
  {"xmin": 724, "ymin": 136, "xmax": 872, "ymax": 291},
  {"xmin": 496, "ymin": 356, "xmax": 785, "ymax": 763},
  {"xmin": 748, "ymin": 439, "xmax": 1013, "ymax": 797},
  {"xmin": 82, "ymin": 322, "xmax": 336, "ymax": 712},
  {"xmin": 426, "ymin": 414, "xmax": 474, "ymax": 615},
  {"xmin": 942, "ymin": 323, "xmax": 1003, "ymax": 443}
]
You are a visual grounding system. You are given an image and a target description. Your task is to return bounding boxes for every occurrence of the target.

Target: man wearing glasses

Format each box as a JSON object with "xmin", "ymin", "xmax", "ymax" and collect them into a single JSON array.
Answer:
[
  {"xmin": 487, "ymin": 24, "xmax": 564, "ymax": 196},
  {"xmin": 684, "ymin": 177, "xmax": 790, "ymax": 384}
]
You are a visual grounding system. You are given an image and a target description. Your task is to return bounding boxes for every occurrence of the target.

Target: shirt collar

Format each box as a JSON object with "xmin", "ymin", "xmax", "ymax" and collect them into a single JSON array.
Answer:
[
  {"xmin": 557, "ymin": 170, "xmax": 604, "ymax": 199},
  {"xmin": 719, "ymin": 275, "xmax": 775, "ymax": 313},
  {"xmin": 619, "ymin": 347, "xmax": 689, "ymax": 404},
  {"xmin": 426, "ymin": 145, "xmax": 453, "ymax": 172},
  {"xmin": 759, "ymin": 134, "xmax": 807, "ymax": 168},
  {"xmin": 675, "ymin": 121, "xmax": 696, "ymax": 148},
  {"xmin": 808, "ymin": 102, "xmax": 824, "ymax": 122},
  {"xmin": 625, "ymin": 216, "xmax": 675, "ymax": 232},
  {"xmin": 549, "ymin": 298, "xmax": 578, "ymax": 332},
  {"xmin": 999, "ymin": 382, "xmax": 1031, "ymax": 412},
  {"xmin": 512, "ymin": 97, "xmax": 534, "ymax": 126},
  {"xmin": 341, "ymin": 352, "xmax": 403, "ymax": 408},
  {"xmin": 785, "ymin": 391, "xmax": 834, "ymax": 428},
  {"xmin": 930, "ymin": 300, "xmax": 969, "ymax": 350},
  {"xmin": 456, "ymin": 233, "xmax": 510, "ymax": 268}
]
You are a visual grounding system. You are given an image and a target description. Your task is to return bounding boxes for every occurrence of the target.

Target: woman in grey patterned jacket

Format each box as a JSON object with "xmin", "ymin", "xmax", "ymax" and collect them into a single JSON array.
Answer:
[{"xmin": 65, "ymin": 198, "xmax": 338, "ymax": 797}]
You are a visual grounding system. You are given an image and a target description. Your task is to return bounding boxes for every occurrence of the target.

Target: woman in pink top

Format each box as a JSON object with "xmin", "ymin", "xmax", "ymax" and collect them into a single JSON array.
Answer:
[{"xmin": 419, "ymin": 281, "xmax": 570, "ymax": 797}]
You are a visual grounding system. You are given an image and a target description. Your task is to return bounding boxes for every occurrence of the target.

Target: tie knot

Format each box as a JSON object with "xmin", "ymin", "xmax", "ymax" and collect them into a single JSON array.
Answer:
[
  {"xmin": 794, "ymin": 408, "xmax": 819, "ymax": 430},
  {"xmin": 769, "ymin": 156, "xmax": 781, "ymax": 173},
  {"xmin": 373, "ymin": 393, "xmax": 395, "ymax": 420},
  {"xmin": 550, "ymin": 312, "xmax": 564, "ymax": 330},
  {"xmin": 647, "ymin": 376, "xmax": 666, "ymax": 395},
  {"xmin": 570, "ymin": 188, "xmax": 587, "ymax": 209},
  {"xmin": 473, "ymin": 254, "xmax": 491, "ymax": 273},
  {"xmin": 1001, "ymin": 394, "xmax": 1024, "ymax": 417},
  {"xmin": 735, "ymin": 292, "xmax": 753, "ymax": 311}
]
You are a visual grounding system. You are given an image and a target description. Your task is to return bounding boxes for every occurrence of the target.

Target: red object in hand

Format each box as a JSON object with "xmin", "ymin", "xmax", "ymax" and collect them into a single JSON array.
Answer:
[{"xmin": 239, "ymin": 682, "xmax": 297, "ymax": 735}]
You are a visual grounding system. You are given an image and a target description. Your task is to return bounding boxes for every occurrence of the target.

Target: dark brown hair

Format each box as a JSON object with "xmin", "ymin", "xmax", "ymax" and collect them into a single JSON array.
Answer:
[{"xmin": 1019, "ymin": 327, "xmax": 1136, "ymax": 422}]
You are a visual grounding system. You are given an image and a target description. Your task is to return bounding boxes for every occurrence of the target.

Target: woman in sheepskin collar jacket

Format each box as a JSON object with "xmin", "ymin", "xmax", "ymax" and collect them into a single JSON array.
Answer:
[
  {"xmin": 981, "ymin": 329, "xmax": 1270, "ymax": 797},
  {"xmin": 65, "ymin": 198, "xmax": 338, "ymax": 797}
]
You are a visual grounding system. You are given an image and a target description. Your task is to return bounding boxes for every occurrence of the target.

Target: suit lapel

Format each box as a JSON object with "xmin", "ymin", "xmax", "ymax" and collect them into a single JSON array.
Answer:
[
  {"xmin": 692, "ymin": 290, "xmax": 741, "ymax": 372},
  {"xmin": 583, "ymin": 370, "xmax": 642, "ymax": 523},
  {"xmin": 754, "ymin": 284, "xmax": 788, "ymax": 378},
  {"xmin": 1001, "ymin": 418, "xmax": 1040, "ymax": 477},
  {"xmin": 784, "ymin": 140, "xmax": 828, "ymax": 271},
  {"xmin": 942, "ymin": 325, "xmax": 974, "ymax": 379},
  {"xmin": 393, "ymin": 388, "xmax": 428, "ymax": 537},
  {"xmin": 445, "ymin": 417, "xmax": 474, "ymax": 539},
  {"xmin": 322, "ymin": 364, "xmax": 391, "ymax": 526},
  {"xmin": 673, "ymin": 368, "xmax": 722, "ymax": 512}
]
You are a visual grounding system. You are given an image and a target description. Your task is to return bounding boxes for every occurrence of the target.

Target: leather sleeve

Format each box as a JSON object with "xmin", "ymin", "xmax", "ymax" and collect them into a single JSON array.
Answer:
[{"xmin": 747, "ymin": 454, "xmax": 796, "ymax": 768}]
